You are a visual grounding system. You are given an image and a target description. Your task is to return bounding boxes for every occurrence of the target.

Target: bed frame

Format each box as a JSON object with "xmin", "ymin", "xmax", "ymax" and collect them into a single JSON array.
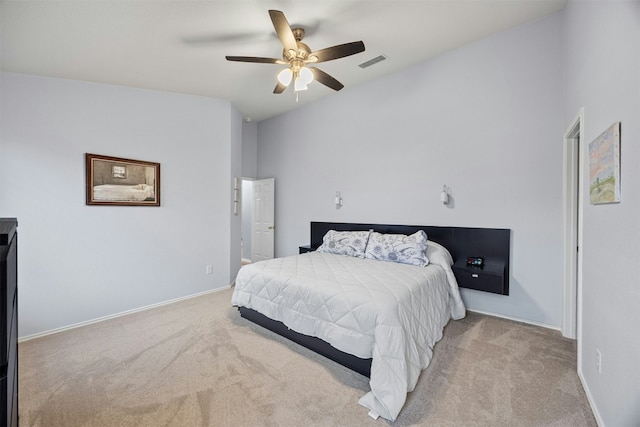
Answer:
[
  {"xmin": 239, "ymin": 306, "xmax": 373, "ymax": 377},
  {"xmin": 239, "ymin": 221, "xmax": 511, "ymax": 377}
]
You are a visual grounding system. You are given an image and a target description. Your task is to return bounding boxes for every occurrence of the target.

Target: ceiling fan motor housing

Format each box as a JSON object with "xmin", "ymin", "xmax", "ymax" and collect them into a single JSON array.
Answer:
[{"xmin": 292, "ymin": 28, "xmax": 305, "ymax": 41}]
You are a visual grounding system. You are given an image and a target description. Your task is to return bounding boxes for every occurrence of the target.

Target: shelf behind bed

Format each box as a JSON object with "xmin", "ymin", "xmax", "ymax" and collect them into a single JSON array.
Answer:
[{"xmin": 310, "ymin": 221, "xmax": 511, "ymax": 295}]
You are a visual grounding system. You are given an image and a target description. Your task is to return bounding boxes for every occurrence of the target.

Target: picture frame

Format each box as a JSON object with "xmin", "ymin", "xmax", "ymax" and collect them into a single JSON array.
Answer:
[
  {"xmin": 85, "ymin": 153, "xmax": 160, "ymax": 206},
  {"xmin": 588, "ymin": 122, "xmax": 621, "ymax": 205}
]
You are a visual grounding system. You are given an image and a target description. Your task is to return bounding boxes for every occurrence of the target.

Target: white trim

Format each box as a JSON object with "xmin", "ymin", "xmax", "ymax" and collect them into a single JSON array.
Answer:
[
  {"xmin": 578, "ymin": 370, "xmax": 604, "ymax": 426},
  {"xmin": 562, "ymin": 110, "xmax": 592, "ymax": 423},
  {"xmin": 466, "ymin": 308, "xmax": 560, "ymax": 332},
  {"xmin": 18, "ymin": 286, "xmax": 231, "ymax": 342},
  {"xmin": 562, "ymin": 107, "xmax": 584, "ymax": 340},
  {"xmin": 576, "ymin": 109, "xmax": 585, "ymax": 372}
]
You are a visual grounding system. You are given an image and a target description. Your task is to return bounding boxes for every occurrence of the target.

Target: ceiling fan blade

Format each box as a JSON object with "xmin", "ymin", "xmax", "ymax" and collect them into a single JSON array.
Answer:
[
  {"xmin": 309, "ymin": 67, "xmax": 344, "ymax": 91},
  {"xmin": 310, "ymin": 41, "xmax": 365, "ymax": 63},
  {"xmin": 269, "ymin": 10, "xmax": 298, "ymax": 52},
  {"xmin": 273, "ymin": 82, "xmax": 288, "ymax": 94},
  {"xmin": 225, "ymin": 56, "xmax": 285, "ymax": 64}
]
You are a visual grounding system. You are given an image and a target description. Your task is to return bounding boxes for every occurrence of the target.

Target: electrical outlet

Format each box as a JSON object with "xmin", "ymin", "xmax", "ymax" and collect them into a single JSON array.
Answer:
[
  {"xmin": 206, "ymin": 265, "xmax": 213, "ymax": 275},
  {"xmin": 596, "ymin": 349, "xmax": 602, "ymax": 374}
]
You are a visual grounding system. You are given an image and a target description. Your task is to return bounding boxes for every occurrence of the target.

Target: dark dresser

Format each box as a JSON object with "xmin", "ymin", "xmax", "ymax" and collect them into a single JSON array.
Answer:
[{"xmin": 0, "ymin": 218, "xmax": 18, "ymax": 427}]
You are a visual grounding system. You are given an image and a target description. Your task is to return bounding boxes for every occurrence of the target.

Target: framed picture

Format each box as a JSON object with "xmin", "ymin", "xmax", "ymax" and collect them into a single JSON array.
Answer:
[
  {"xmin": 589, "ymin": 122, "xmax": 621, "ymax": 205},
  {"xmin": 85, "ymin": 153, "xmax": 160, "ymax": 206}
]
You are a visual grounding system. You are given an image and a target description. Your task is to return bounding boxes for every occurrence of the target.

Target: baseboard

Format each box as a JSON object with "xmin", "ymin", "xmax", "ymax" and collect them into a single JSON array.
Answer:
[
  {"xmin": 19, "ymin": 286, "xmax": 231, "ymax": 342},
  {"xmin": 578, "ymin": 369, "xmax": 604, "ymax": 426},
  {"xmin": 466, "ymin": 308, "xmax": 561, "ymax": 332}
]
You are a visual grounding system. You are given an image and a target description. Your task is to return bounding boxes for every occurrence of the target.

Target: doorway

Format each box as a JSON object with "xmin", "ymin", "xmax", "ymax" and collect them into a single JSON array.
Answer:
[
  {"xmin": 562, "ymin": 108, "xmax": 584, "ymax": 346},
  {"xmin": 240, "ymin": 179, "xmax": 254, "ymax": 265},
  {"xmin": 240, "ymin": 177, "xmax": 275, "ymax": 264}
]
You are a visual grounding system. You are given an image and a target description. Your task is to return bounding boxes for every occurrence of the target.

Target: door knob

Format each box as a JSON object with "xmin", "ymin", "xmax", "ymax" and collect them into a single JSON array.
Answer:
[{"xmin": 268, "ymin": 226, "xmax": 275, "ymax": 230}]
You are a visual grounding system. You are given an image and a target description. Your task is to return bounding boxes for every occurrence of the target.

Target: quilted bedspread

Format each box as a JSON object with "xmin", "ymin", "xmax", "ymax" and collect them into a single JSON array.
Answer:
[{"xmin": 231, "ymin": 250, "xmax": 465, "ymax": 421}]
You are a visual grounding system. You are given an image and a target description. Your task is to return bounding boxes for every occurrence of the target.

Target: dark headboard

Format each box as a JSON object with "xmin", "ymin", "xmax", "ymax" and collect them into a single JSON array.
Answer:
[{"xmin": 310, "ymin": 221, "xmax": 511, "ymax": 295}]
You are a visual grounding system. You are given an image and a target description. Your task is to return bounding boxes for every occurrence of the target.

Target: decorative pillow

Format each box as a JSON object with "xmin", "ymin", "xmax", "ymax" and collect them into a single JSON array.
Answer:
[
  {"xmin": 364, "ymin": 230, "xmax": 429, "ymax": 266},
  {"xmin": 316, "ymin": 230, "xmax": 371, "ymax": 258}
]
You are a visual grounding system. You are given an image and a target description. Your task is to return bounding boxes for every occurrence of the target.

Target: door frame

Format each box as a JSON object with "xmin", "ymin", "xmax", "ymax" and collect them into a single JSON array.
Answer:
[{"xmin": 562, "ymin": 107, "xmax": 584, "ymax": 348}]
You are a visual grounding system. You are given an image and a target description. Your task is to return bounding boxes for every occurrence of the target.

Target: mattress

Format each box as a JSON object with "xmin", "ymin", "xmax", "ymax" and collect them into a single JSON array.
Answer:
[{"xmin": 232, "ymin": 247, "xmax": 465, "ymax": 421}]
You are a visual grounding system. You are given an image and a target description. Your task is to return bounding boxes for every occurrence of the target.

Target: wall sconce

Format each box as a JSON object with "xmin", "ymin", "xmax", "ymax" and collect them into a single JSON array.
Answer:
[
  {"xmin": 335, "ymin": 191, "xmax": 343, "ymax": 209},
  {"xmin": 440, "ymin": 185, "xmax": 450, "ymax": 205}
]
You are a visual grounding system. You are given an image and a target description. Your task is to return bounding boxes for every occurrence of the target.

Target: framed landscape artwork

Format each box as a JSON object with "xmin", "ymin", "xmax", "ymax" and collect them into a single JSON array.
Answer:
[
  {"xmin": 589, "ymin": 122, "xmax": 621, "ymax": 205},
  {"xmin": 85, "ymin": 153, "xmax": 161, "ymax": 206}
]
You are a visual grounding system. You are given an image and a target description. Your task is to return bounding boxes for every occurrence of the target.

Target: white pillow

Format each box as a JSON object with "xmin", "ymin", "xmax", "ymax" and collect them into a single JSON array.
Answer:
[
  {"xmin": 364, "ymin": 230, "xmax": 429, "ymax": 266},
  {"xmin": 425, "ymin": 240, "xmax": 453, "ymax": 267},
  {"xmin": 317, "ymin": 230, "xmax": 371, "ymax": 258}
]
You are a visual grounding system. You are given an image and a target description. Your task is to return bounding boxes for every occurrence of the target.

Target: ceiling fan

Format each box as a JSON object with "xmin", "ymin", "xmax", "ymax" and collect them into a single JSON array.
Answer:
[{"xmin": 225, "ymin": 10, "xmax": 365, "ymax": 94}]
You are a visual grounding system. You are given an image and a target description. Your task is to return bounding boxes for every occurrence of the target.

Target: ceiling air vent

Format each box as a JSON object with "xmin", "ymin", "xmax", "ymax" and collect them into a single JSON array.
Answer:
[{"xmin": 358, "ymin": 54, "xmax": 388, "ymax": 69}]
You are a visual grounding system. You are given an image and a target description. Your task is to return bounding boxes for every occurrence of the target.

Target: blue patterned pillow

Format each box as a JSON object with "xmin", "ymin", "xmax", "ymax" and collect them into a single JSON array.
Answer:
[
  {"xmin": 364, "ymin": 230, "xmax": 429, "ymax": 266},
  {"xmin": 317, "ymin": 230, "xmax": 371, "ymax": 258}
]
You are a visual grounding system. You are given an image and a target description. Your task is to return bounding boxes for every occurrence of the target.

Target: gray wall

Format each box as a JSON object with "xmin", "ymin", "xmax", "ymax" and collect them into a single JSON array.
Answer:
[
  {"xmin": 240, "ymin": 121, "xmax": 258, "ymax": 261},
  {"xmin": 242, "ymin": 121, "xmax": 258, "ymax": 178},
  {"xmin": 1, "ymin": 73, "xmax": 241, "ymax": 338},
  {"xmin": 564, "ymin": 1, "xmax": 640, "ymax": 425},
  {"xmin": 229, "ymin": 107, "xmax": 243, "ymax": 286},
  {"xmin": 258, "ymin": 13, "xmax": 565, "ymax": 327},
  {"xmin": 0, "ymin": 5, "xmax": 2, "ymax": 185}
]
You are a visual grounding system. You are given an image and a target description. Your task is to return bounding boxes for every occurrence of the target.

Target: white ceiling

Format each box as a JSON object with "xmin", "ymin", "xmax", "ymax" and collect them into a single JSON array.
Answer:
[{"xmin": 1, "ymin": 0, "xmax": 566, "ymax": 122}]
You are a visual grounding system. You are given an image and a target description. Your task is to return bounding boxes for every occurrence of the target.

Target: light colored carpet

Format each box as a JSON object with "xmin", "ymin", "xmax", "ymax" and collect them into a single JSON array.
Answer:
[{"xmin": 19, "ymin": 287, "xmax": 596, "ymax": 426}]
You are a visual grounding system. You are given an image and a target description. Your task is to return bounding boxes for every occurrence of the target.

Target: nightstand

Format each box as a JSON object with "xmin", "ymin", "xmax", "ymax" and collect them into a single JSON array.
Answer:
[
  {"xmin": 452, "ymin": 259, "xmax": 508, "ymax": 295},
  {"xmin": 299, "ymin": 245, "xmax": 316, "ymax": 254}
]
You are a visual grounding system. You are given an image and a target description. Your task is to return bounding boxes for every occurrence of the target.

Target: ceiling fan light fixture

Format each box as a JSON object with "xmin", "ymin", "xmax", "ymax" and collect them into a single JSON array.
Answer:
[
  {"xmin": 294, "ymin": 76, "xmax": 308, "ymax": 92},
  {"xmin": 277, "ymin": 68, "xmax": 293, "ymax": 86},
  {"xmin": 299, "ymin": 66, "xmax": 314, "ymax": 85}
]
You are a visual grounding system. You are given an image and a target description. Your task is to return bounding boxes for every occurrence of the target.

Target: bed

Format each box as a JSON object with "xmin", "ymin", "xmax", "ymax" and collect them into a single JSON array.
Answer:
[
  {"xmin": 92, "ymin": 184, "xmax": 155, "ymax": 202},
  {"xmin": 232, "ymin": 222, "xmax": 510, "ymax": 421}
]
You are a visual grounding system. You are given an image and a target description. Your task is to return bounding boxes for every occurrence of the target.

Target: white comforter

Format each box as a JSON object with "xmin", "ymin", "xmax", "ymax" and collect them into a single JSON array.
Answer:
[{"xmin": 232, "ymin": 249, "xmax": 465, "ymax": 421}]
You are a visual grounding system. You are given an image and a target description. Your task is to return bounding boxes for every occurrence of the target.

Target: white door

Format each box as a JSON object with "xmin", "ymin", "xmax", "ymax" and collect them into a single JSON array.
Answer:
[{"xmin": 251, "ymin": 178, "xmax": 275, "ymax": 261}]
